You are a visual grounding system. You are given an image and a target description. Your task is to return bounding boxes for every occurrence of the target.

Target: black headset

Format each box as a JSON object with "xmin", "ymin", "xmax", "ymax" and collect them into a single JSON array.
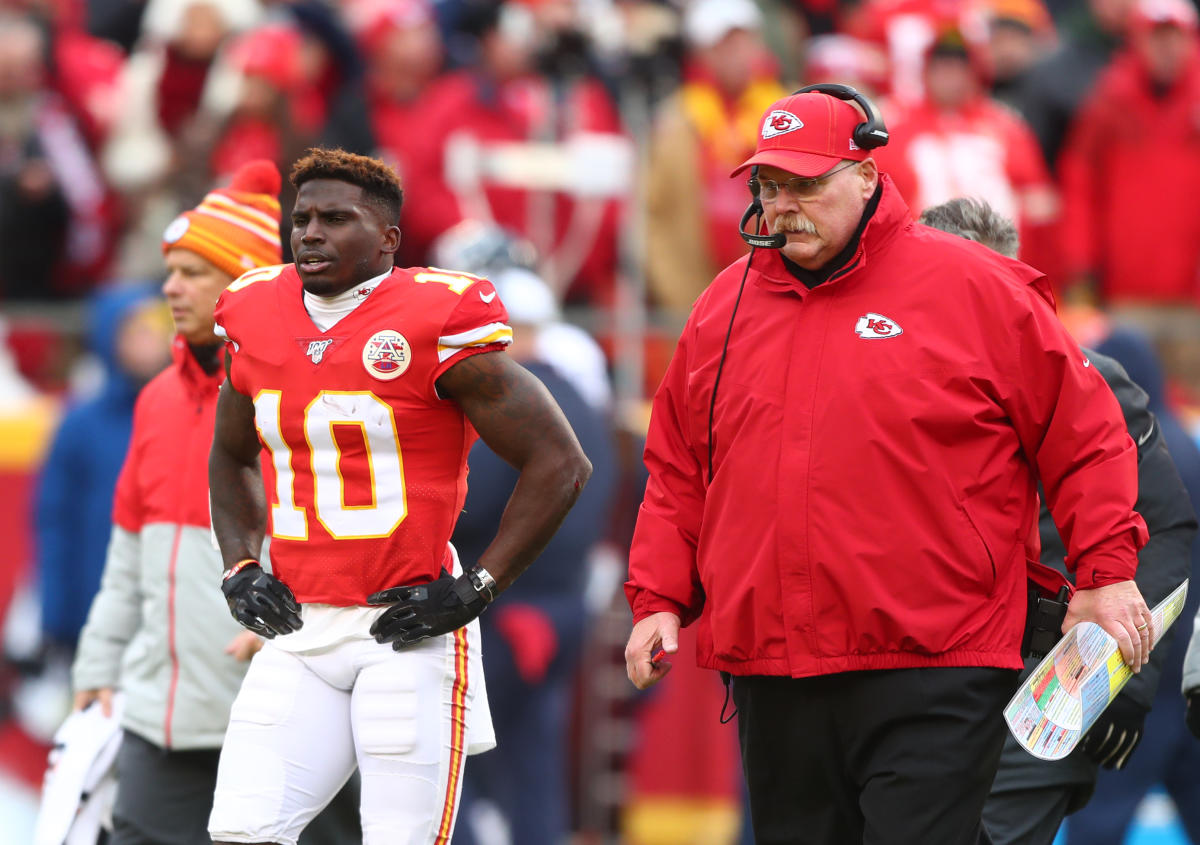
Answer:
[
  {"xmin": 711, "ymin": 84, "xmax": 888, "ymax": 479},
  {"xmin": 738, "ymin": 83, "xmax": 889, "ymax": 250}
]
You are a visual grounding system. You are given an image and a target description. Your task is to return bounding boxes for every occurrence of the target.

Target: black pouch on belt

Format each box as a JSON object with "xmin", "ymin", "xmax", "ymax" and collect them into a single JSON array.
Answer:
[{"xmin": 1021, "ymin": 585, "xmax": 1071, "ymax": 659}]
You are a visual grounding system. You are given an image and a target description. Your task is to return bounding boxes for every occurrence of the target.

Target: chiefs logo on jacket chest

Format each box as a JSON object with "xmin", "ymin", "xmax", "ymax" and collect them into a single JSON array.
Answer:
[{"xmin": 854, "ymin": 313, "xmax": 903, "ymax": 339}]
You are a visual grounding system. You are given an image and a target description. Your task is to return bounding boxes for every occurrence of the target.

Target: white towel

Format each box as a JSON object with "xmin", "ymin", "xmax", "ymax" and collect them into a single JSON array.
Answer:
[{"xmin": 34, "ymin": 694, "xmax": 124, "ymax": 845}]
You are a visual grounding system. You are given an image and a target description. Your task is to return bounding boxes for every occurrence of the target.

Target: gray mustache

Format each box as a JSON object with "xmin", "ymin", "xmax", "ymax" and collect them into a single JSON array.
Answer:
[{"xmin": 773, "ymin": 214, "xmax": 818, "ymax": 235}]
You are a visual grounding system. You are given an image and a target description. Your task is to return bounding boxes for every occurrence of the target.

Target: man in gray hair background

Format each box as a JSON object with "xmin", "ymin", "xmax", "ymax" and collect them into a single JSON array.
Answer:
[{"xmin": 919, "ymin": 197, "xmax": 1196, "ymax": 845}]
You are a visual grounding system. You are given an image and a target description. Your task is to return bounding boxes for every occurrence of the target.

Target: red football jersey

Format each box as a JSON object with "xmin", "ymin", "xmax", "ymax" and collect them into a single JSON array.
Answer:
[{"xmin": 213, "ymin": 264, "xmax": 512, "ymax": 604}]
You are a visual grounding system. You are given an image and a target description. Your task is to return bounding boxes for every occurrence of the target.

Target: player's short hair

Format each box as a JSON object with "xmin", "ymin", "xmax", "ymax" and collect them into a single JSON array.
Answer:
[
  {"xmin": 290, "ymin": 148, "xmax": 404, "ymax": 226},
  {"xmin": 918, "ymin": 197, "xmax": 1020, "ymax": 259}
]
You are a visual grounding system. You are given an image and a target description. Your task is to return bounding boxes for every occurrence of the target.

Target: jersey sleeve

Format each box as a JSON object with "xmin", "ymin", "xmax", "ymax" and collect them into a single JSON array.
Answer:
[
  {"xmin": 211, "ymin": 288, "xmax": 248, "ymax": 395},
  {"xmin": 432, "ymin": 276, "xmax": 512, "ymax": 381},
  {"xmin": 212, "ymin": 289, "xmax": 233, "ymax": 347},
  {"xmin": 212, "ymin": 272, "xmax": 263, "ymax": 396}
]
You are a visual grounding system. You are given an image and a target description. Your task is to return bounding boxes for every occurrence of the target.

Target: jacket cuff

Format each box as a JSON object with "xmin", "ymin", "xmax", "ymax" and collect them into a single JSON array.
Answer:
[
  {"xmin": 1073, "ymin": 549, "xmax": 1139, "ymax": 589},
  {"xmin": 630, "ymin": 590, "xmax": 689, "ymax": 626}
]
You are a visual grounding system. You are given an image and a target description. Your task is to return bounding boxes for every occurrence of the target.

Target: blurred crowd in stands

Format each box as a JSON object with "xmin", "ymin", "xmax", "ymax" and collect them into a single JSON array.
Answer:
[
  {"xmin": 5, "ymin": 0, "xmax": 1200, "ymax": 842},
  {"xmin": 5, "ymin": 0, "xmax": 1200, "ymax": 389}
]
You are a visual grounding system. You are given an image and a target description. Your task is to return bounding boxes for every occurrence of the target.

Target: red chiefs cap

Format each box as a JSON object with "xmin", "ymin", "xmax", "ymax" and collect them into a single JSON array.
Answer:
[{"xmin": 731, "ymin": 92, "xmax": 871, "ymax": 178}]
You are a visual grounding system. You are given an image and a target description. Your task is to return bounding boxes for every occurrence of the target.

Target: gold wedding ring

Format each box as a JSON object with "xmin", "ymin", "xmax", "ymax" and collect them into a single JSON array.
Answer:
[{"xmin": 1136, "ymin": 622, "xmax": 1149, "ymax": 631}]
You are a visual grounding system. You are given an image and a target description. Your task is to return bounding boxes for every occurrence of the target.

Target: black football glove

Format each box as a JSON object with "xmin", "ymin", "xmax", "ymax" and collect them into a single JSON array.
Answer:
[
  {"xmin": 221, "ymin": 563, "xmax": 303, "ymax": 638},
  {"xmin": 1187, "ymin": 691, "xmax": 1200, "ymax": 740},
  {"xmin": 1079, "ymin": 694, "xmax": 1147, "ymax": 770},
  {"xmin": 368, "ymin": 571, "xmax": 488, "ymax": 649}
]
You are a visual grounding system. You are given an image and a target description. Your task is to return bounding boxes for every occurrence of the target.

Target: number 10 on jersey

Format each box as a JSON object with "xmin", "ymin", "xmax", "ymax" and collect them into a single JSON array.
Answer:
[{"xmin": 253, "ymin": 390, "xmax": 408, "ymax": 540}]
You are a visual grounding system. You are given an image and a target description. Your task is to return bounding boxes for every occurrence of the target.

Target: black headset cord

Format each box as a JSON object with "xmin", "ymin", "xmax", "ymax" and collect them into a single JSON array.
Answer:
[{"xmin": 706, "ymin": 246, "xmax": 754, "ymax": 481}]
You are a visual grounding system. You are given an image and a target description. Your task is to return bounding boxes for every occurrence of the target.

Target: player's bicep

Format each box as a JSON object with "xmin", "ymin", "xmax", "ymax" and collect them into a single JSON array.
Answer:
[
  {"xmin": 437, "ymin": 351, "xmax": 577, "ymax": 469},
  {"xmin": 213, "ymin": 373, "xmax": 261, "ymax": 466}
]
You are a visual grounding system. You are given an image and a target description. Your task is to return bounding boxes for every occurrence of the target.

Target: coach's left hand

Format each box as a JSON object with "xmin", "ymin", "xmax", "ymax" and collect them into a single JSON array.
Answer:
[
  {"xmin": 368, "ymin": 571, "xmax": 488, "ymax": 648},
  {"xmin": 1064, "ymin": 580, "xmax": 1153, "ymax": 672}
]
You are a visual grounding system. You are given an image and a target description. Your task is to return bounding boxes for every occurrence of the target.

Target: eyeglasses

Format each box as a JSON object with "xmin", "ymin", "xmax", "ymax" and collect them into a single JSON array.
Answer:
[{"xmin": 754, "ymin": 162, "xmax": 859, "ymax": 202}]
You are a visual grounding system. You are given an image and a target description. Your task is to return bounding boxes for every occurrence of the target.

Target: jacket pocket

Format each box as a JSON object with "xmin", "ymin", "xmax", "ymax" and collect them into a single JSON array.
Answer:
[{"xmin": 957, "ymin": 497, "xmax": 997, "ymax": 594}]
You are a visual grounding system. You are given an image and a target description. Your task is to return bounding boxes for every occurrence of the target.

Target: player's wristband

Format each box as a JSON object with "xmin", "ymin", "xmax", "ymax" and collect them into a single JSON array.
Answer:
[
  {"xmin": 223, "ymin": 558, "xmax": 260, "ymax": 583},
  {"xmin": 466, "ymin": 566, "xmax": 498, "ymax": 603}
]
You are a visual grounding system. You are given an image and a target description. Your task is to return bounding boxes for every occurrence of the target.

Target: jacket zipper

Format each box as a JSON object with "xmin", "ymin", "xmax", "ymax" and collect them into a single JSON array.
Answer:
[
  {"xmin": 825, "ymin": 251, "xmax": 863, "ymax": 286},
  {"xmin": 164, "ymin": 523, "xmax": 183, "ymax": 747}
]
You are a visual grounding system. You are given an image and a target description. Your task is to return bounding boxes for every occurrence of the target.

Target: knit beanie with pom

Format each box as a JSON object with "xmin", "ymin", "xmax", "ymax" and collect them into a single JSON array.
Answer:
[{"xmin": 162, "ymin": 160, "xmax": 282, "ymax": 279}]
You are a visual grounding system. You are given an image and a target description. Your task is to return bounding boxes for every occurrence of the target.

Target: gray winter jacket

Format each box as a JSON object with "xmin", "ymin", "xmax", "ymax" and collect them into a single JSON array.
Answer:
[
  {"xmin": 71, "ymin": 343, "xmax": 251, "ymax": 750},
  {"xmin": 1184, "ymin": 609, "xmax": 1200, "ymax": 694}
]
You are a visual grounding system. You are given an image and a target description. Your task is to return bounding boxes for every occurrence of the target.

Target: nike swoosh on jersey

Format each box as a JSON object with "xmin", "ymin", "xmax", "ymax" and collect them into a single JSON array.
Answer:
[
  {"xmin": 1137, "ymin": 422, "xmax": 1154, "ymax": 447},
  {"xmin": 479, "ymin": 290, "xmax": 497, "ymax": 303}
]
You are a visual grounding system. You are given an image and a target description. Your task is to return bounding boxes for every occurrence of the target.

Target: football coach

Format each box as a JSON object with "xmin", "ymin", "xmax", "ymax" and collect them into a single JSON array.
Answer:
[{"xmin": 622, "ymin": 86, "xmax": 1154, "ymax": 844}]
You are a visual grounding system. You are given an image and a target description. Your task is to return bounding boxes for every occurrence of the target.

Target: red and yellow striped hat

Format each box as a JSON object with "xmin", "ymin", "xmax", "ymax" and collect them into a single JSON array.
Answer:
[{"xmin": 162, "ymin": 160, "xmax": 282, "ymax": 278}]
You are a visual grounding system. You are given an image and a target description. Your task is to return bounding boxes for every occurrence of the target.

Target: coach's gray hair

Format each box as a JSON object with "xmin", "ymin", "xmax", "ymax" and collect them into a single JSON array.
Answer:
[{"xmin": 917, "ymin": 197, "xmax": 1020, "ymax": 259}]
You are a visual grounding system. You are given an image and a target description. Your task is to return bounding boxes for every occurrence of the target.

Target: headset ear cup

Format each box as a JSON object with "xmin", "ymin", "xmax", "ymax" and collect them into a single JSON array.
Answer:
[
  {"xmin": 853, "ymin": 125, "xmax": 873, "ymax": 151},
  {"xmin": 792, "ymin": 82, "xmax": 888, "ymax": 150}
]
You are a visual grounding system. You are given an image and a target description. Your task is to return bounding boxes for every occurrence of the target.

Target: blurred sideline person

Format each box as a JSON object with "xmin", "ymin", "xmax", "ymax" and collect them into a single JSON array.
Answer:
[
  {"xmin": 1064, "ymin": 346, "xmax": 1200, "ymax": 836},
  {"xmin": 1005, "ymin": 0, "xmax": 1136, "ymax": 171},
  {"xmin": 406, "ymin": 1, "xmax": 626, "ymax": 304},
  {"xmin": 918, "ymin": 197, "xmax": 1195, "ymax": 845},
  {"xmin": 623, "ymin": 87, "xmax": 1153, "ymax": 845},
  {"xmin": 207, "ymin": 148, "xmax": 591, "ymax": 844},
  {"xmin": 1057, "ymin": 0, "xmax": 1200, "ymax": 398},
  {"xmin": 644, "ymin": 0, "xmax": 786, "ymax": 315},
  {"xmin": 70, "ymin": 161, "xmax": 357, "ymax": 845},
  {"xmin": 431, "ymin": 219, "xmax": 612, "ymax": 413},
  {"xmin": 872, "ymin": 26, "xmax": 1060, "ymax": 280},
  {"xmin": 451, "ymin": 266, "xmax": 617, "ymax": 845},
  {"xmin": 37, "ymin": 284, "xmax": 171, "ymax": 665},
  {"xmin": 1186, "ymin": 603, "xmax": 1200, "ymax": 740}
]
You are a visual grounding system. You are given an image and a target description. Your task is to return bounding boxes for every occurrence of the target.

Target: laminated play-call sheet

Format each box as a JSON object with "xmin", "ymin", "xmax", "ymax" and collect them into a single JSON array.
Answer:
[{"xmin": 1004, "ymin": 579, "xmax": 1189, "ymax": 761}]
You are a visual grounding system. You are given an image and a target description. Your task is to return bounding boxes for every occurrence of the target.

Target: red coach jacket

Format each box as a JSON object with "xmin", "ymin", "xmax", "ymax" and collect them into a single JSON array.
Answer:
[{"xmin": 625, "ymin": 176, "xmax": 1147, "ymax": 677}]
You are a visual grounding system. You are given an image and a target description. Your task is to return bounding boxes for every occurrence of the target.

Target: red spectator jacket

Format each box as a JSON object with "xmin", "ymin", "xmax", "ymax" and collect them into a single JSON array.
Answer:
[
  {"xmin": 875, "ymin": 96, "xmax": 1060, "ymax": 282},
  {"xmin": 625, "ymin": 177, "xmax": 1146, "ymax": 677},
  {"xmin": 409, "ymin": 71, "xmax": 625, "ymax": 304},
  {"xmin": 1059, "ymin": 48, "xmax": 1200, "ymax": 304}
]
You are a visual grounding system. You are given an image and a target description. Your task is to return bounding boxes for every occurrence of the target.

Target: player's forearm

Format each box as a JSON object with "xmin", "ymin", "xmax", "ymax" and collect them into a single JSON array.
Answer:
[
  {"xmin": 209, "ymin": 442, "xmax": 267, "ymax": 569},
  {"xmin": 437, "ymin": 352, "xmax": 592, "ymax": 590},
  {"xmin": 209, "ymin": 373, "xmax": 269, "ymax": 569},
  {"xmin": 477, "ymin": 446, "xmax": 591, "ymax": 592}
]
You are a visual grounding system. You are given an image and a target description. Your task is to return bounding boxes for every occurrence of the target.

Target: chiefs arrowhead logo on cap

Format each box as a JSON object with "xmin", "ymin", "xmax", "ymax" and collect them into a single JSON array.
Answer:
[{"xmin": 762, "ymin": 110, "xmax": 804, "ymax": 139}]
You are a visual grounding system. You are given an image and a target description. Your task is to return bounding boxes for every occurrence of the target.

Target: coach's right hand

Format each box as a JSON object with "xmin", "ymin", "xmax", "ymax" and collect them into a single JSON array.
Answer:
[
  {"xmin": 625, "ymin": 611, "xmax": 680, "ymax": 690},
  {"xmin": 221, "ymin": 561, "xmax": 303, "ymax": 638}
]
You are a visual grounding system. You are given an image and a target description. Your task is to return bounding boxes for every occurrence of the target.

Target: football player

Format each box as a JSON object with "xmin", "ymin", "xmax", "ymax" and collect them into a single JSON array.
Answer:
[{"xmin": 207, "ymin": 148, "xmax": 592, "ymax": 845}]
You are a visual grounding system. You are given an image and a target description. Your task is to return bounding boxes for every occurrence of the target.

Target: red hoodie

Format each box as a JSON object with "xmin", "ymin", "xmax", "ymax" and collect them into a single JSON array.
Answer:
[{"xmin": 625, "ymin": 176, "xmax": 1146, "ymax": 677}]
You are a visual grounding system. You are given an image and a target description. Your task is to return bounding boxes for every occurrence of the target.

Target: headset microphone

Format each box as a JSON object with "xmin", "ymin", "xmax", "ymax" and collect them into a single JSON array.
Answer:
[{"xmin": 738, "ymin": 197, "xmax": 786, "ymax": 250}]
